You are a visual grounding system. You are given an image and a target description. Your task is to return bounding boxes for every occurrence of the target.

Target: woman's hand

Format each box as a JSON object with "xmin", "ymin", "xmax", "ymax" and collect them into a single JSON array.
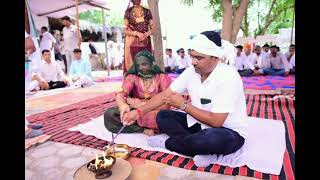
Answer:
[
  {"xmin": 162, "ymin": 93, "xmax": 185, "ymax": 109},
  {"xmin": 122, "ymin": 110, "xmax": 139, "ymax": 126},
  {"xmin": 127, "ymin": 98, "xmax": 145, "ymax": 109},
  {"xmin": 119, "ymin": 104, "xmax": 131, "ymax": 121}
]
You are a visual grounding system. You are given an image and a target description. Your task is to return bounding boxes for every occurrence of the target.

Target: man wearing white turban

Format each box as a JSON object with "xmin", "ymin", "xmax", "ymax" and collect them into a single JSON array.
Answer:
[{"xmin": 122, "ymin": 31, "xmax": 248, "ymax": 167}]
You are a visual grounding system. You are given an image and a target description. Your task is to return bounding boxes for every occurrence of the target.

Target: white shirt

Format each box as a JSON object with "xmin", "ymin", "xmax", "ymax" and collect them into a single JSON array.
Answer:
[
  {"xmin": 164, "ymin": 55, "xmax": 178, "ymax": 68},
  {"xmin": 268, "ymin": 53, "xmax": 291, "ymax": 72},
  {"xmin": 40, "ymin": 31, "xmax": 56, "ymax": 51},
  {"xmin": 234, "ymin": 53, "xmax": 254, "ymax": 70},
  {"xmin": 289, "ymin": 54, "xmax": 295, "ymax": 68},
  {"xmin": 25, "ymin": 31, "xmax": 42, "ymax": 73},
  {"xmin": 251, "ymin": 53, "xmax": 271, "ymax": 69},
  {"xmin": 35, "ymin": 60, "xmax": 66, "ymax": 82},
  {"xmin": 177, "ymin": 56, "xmax": 192, "ymax": 69},
  {"xmin": 170, "ymin": 62, "xmax": 248, "ymax": 138},
  {"xmin": 261, "ymin": 51, "xmax": 270, "ymax": 60},
  {"xmin": 62, "ymin": 25, "xmax": 81, "ymax": 51}
]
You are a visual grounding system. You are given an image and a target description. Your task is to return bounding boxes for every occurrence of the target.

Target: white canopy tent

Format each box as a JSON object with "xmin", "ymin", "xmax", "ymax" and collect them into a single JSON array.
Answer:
[{"xmin": 27, "ymin": 0, "xmax": 112, "ymax": 76}]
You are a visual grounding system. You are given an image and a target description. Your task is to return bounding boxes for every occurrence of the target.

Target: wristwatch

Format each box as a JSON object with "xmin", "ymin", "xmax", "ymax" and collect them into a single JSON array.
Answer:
[{"xmin": 180, "ymin": 101, "xmax": 188, "ymax": 111}]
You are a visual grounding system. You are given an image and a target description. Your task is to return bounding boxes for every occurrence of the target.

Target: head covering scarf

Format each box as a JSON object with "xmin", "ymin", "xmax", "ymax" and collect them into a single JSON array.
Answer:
[
  {"xmin": 244, "ymin": 42, "xmax": 251, "ymax": 50},
  {"xmin": 188, "ymin": 31, "xmax": 237, "ymax": 66},
  {"xmin": 126, "ymin": 50, "xmax": 163, "ymax": 78}
]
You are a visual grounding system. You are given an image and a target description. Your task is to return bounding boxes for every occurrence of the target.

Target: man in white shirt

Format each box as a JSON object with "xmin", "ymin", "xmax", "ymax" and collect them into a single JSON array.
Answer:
[
  {"xmin": 40, "ymin": 26, "xmax": 56, "ymax": 62},
  {"xmin": 234, "ymin": 44, "xmax": 257, "ymax": 76},
  {"xmin": 62, "ymin": 16, "xmax": 82, "ymax": 73},
  {"xmin": 176, "ymin": 48, "xmax": 192, "ymax": 74},
  {"xmin": 164, "ymin": 48, "xmax": 178, "ymax": 73},
  {"xmin": 122, "ymin": 31, "xmax": 247, "ymax": 166},
  {"xmin": 27, "ymin": 49, "xmax": 70, "ymax": 91},
  {"xmin": 261, "ymin": 44, "xmax": 270, "ymax": 60},
  {"xmin": 251, "ymin": 45, "xmax": 271, "ymax": 74},
  {"xmin": 285, "ymin": 44, "xmax": 295, "ymax": 74},
  {"xmin": 263, "ymin": 45, "xmax": 291, "ymax": 76}
]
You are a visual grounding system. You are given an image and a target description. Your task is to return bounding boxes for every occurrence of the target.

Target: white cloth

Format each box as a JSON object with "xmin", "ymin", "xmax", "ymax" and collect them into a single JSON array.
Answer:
[
  {"xmin": 261, "ymin": 51, "xmax": 270, "ymax": 60},
  {"xmin": 65, "ymin": 50, "xmax": 74, "ymax": 73},
  {"xmin": 290, "ymin": 54, "xmax": 295, "ymax": 68},
  {"xmin": 164, "ymin": 55, "xmax": 178, "ymax": 69},
  {"xmin": 62, "ymin": 25, "xmax": 80, "ymax": 51},
  {"xmin": 40, "ymin": 31, "xmax": 56, "ymax": 51},
  {"xmin": 170, "ymin": 62, "xmax": 248, "ymax": 138},
  {"xmin": 72, "ymin": 75, "xmax": 93, "ymax": 87},
  {"xmin": 33, "ymin": 60, "xmax": 66, "ymax": 82},
  {"xmin": 234, "ymin": 53, "xmax": 254, "ymax": 71},
  {"xmin": 251, "ymin": 53, "xmax": 271, "ymax": 69},
  {"xmin": 188, "ymin": 34, "xmax": 236, "ymax": 62},
  {"xmin": 69, "ymin": 115, "xmax": 286, "ymax": 175},
  {"xmin": 176, "ymin": 56, "xmax": 192, "ymax": 69}
]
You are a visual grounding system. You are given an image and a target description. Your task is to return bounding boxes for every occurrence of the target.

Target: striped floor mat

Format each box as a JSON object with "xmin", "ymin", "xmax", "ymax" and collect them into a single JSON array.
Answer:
[{"xmin": 27, "ymin": 94, "xmax": 295, "ymax": 180}]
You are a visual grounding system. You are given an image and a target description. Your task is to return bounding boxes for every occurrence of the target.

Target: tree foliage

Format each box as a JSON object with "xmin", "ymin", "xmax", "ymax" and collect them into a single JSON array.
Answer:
[
  {"xmin": 79, "ymin": 10, "xmax": 124, "ymax": 26},
  {"xmin": 181, "ymin": 0, "xmax": 295, "ymax": 37}
]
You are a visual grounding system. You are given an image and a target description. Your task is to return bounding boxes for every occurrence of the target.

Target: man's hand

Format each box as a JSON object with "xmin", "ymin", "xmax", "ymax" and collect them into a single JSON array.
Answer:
[
  {"xmin": 162, "ymin": 93, "xmax": 185, "ymax": 109},
  {"xmin": 122, "ymin": 110, "xmax": 139, "ymax": 126},
  {"xmin": 40, "ymin": 81, "xmax": 49, "ymax": 90},
  {"xmin": 253, "ymin": 69, "xmax": 260, "ymax": 76},
  {"xmin": 284, "ymin": 71, "xmax": 289, "ymax": 77}
]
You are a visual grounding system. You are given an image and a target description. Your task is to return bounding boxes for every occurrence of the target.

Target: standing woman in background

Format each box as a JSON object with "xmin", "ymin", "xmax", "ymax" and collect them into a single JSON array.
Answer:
[{"xmin": 123, "ymin": 0, "xmax": 155, "ymax": 73}]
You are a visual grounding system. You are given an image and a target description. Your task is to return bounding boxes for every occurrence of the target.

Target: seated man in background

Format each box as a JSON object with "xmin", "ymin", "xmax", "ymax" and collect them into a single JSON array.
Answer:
[
  {"xmin": 251, "ymin": 45, "xmax": 271, "ymax": 74},
  {"xmin": 176, "ymin": 48, "xmax": 192, "ymax": 74},
  {"xmin": 234, "ymin": 44, "xmax": 258, "ymax": 76},
  {"xmin": 69, "ymin": 48, "xmax": 94, "ymax": 87},
  {"xmin": 285, "ymin": 44, "xmax": 295, "ymax": 74},
  {"xmin": 164, "ymin": 48, "xmax": 178, "ymax": 73},
  {"xmin": 263, "ymin": 45, "xmax": 290, "ymax": 76},
  {"xmin": 27, "ymin": 49, "xmax": 70, "ymax": 92},
  {"xmin": 104, "ymin": 51, "xmax": 172, "ymax": 136},
  {"xmin": 261, "ymin": 43, "xmax": 270, "ymax": 60}
]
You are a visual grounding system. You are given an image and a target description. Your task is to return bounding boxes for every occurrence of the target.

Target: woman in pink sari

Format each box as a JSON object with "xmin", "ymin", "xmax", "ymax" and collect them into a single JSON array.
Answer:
[
  {"xmin": 123, "ymin": 0, "xmax": 154, "ymax": 73},
  {"xmin": 104, "ymin": 51, "xmax": 171, "ymax": 135}
]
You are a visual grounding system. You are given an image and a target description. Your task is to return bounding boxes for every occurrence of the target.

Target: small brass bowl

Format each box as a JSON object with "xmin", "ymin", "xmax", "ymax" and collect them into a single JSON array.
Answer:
[
  {"xmin": 87, "ymin": 155, "xmax": 116, "ymax": 174},
  {"xmin": 106, "ymin": 144, "xmax": 131, "ymax": 160}
]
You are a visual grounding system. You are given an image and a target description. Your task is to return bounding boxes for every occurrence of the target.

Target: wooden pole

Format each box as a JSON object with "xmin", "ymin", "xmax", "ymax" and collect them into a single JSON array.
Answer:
[
  {"xmin": 290, "ymin": 8, "xmax": 295, "ymax": 44},
  {"xmin": 102, "ymin": 8, "xmax": 110, "ymax": 76},
  {"xmin": 76, "ymin": 0, "xmax": 80, "ymax": 48}
]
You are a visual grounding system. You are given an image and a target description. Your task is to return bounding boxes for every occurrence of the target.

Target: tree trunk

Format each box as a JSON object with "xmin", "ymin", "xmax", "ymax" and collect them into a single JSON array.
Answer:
[
  {"xmin": 147, "ymin": 0, "xmax": 164, "ymax": 71},
  {"xmin": 230, "ymin": 0, "xmax": 250, "ymax": 43},
  {"xmin": 221, "ymin": 0, "xmax": 233, "ymax": 42},
  {"xmin": 242, "ymin": 11, "xmax": 249, "ymax": 37},
  {"xmin": 221, "ymin": 0, "xmax": 250, "ymax": 43}
]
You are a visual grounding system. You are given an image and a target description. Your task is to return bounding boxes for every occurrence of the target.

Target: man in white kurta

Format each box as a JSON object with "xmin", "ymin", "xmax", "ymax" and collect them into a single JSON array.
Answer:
[
  {"xmin": 62, "ymin": 16, "xmax": 82, "ymax": 73},
  {"xmin": 122, "ymin": 31, "xmax": 248, "ymax": 167}
]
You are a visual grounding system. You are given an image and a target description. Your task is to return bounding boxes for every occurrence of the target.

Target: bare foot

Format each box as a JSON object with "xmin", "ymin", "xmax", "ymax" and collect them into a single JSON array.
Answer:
[{"xmin": 143, "ymin": 129, "xmax": 155, "ymax": 136}]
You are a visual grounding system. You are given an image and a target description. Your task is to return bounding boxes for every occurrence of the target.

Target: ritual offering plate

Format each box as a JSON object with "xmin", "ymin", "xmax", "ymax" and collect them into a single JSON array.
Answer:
[
  {"xmin": 74, "ymin": 157, "xmax": 132, "ymax": 180},
  {"xmin": 106, "ymin": 144, "xmax": 131, "ymax": 160}
]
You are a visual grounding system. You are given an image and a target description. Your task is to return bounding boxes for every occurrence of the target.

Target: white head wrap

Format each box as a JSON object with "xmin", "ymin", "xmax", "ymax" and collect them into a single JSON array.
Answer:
[{"xmin": 189, "ymin": 33, "xmax": 236, "ymax": 65}]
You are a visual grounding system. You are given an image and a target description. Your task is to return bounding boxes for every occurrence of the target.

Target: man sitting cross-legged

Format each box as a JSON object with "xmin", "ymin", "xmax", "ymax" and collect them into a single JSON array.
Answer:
[
  {"xmin": 121, "ymin": 31, "xmax": 248, "ymax": 167},
  {"xmin": 69, "ymin": 48, "xmax": 94, "ymax": 88},
  {"xmin": 263, "ymin": 45, "xmax": 291, "ymax": 76},
  {"xmin": 27, "ymin": 49, "xmax": 70, "ymax": 92}
]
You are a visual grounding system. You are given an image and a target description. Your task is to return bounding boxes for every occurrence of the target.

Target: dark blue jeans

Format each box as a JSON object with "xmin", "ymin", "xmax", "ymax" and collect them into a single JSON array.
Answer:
[
  {"xmin": 156, "ymin": 110, "xmax": 245, "ymax": 156},
  {"xmin": 263, "ymin": 68, "xmax": 285, "ymax": 76}
]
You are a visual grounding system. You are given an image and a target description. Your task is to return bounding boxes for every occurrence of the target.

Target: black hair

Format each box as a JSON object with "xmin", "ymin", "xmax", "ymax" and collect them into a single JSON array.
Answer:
[
  {"xmin": 61, "ymin": 16, "xmax": 71, "ymax": 22},
  {"xmin": 200, "ymin": 31, "xmax": 222, "ymax": 47},
  {"xmin": 166, "ymin": 48, "xmax": 172, "ymax": 52},
  {"xmin": 42, "ymin": 49, "xmax": 50, "ymax": 54},
  {"xmin": 262, "ymin": 44, "xmax": 270, "ymax": 48},
  {"xmin": 177, "ymin": 48, "xmax": 184, "ymax": 53},
  {"xmin": 236, "ymin": 45, "xmax": 243, "ymax": 50},
  {"xmin": 41, "ymin": 26, "xmax": 48, "ymax": 31},
  {"xmin": 289, "ymin": 44, "xmax": 295, "ymax": 48},
  {"xmin": 73, "ymin": 48, "xmax": 82, "ymax": 53}
]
